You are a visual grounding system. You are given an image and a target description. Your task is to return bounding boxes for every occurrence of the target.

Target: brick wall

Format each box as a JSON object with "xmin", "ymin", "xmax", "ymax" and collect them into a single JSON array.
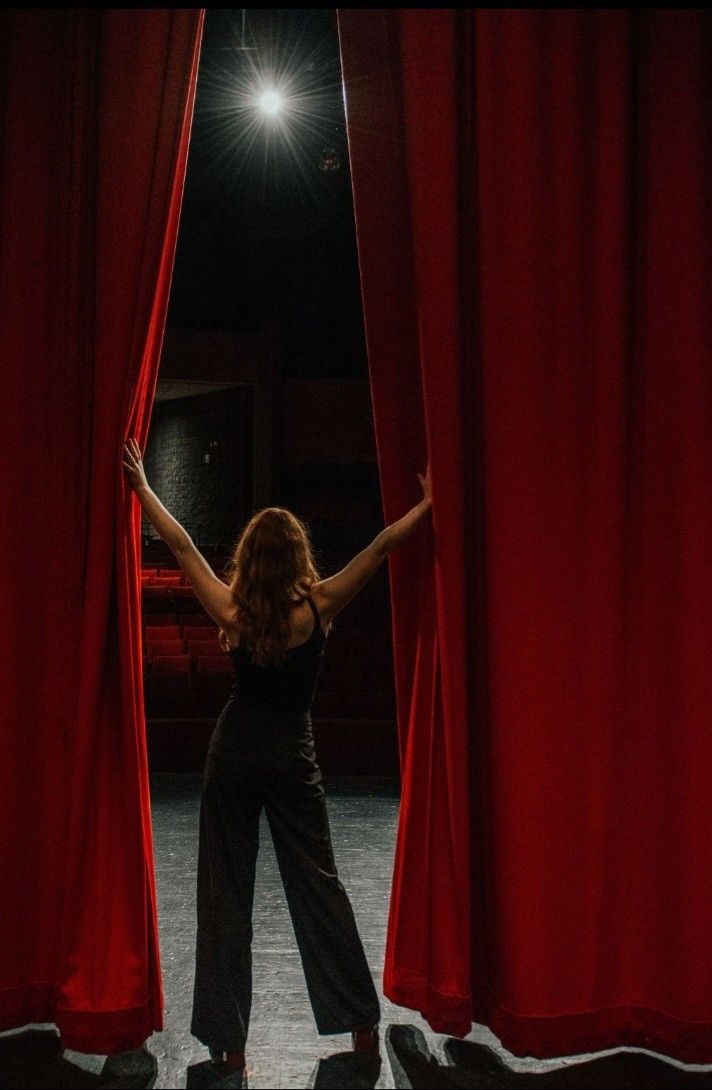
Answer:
[{"xmin": 142, "ymin": 386, "xmax": 253, "ymax": 550}]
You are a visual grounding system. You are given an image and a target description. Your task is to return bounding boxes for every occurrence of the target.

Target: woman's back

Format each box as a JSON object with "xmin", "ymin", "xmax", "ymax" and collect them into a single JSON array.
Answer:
[{"xmin": 226, "ymin": 594, "xmax": 328, "ymax": 716}]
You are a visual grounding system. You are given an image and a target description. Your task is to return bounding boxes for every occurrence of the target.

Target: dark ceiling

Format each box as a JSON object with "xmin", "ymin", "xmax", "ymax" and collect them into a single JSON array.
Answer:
[{"xmin": 167, "ymin": 7, "xmax": 368, "ymax": 380}]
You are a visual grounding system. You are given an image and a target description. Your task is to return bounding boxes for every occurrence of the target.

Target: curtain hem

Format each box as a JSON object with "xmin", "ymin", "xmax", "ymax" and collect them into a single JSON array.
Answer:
[
  {"xmin": 0, "ymin": 983, "xmax": 160, "ymax": 1054},
  {"xmin": 386, "ymin": 972, "xmax": 712, "ymax": 1064},
  {"xmin": 385, "ymin": 977, "xmax": 473, "ymax": 1038},
  {"xmin": 480, "ymin": 999, "xmax": 712, "ymax": 1066}
]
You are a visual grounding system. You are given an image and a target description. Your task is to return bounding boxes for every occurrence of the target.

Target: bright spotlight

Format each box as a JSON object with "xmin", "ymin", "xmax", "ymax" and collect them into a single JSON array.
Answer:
[{"xmin": 259, "ymin": 89, "xmax": 282, "ymax": 115}]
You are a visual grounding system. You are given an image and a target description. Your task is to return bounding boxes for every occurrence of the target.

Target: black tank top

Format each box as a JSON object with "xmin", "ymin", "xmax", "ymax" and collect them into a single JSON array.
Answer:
[{"xmin": 227, "ymin": 594, "xmax": 327, "ymax": 715}]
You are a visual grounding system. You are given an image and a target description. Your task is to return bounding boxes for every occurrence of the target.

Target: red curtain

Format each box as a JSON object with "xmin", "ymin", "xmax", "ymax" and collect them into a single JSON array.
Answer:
[
  {"xmin": 338, "ymin": 8, "xmax": 712, "ymax": 1063},
  {"xmin": 0, "ymin": 10, "xmax": 203, "ymax": 1053}
]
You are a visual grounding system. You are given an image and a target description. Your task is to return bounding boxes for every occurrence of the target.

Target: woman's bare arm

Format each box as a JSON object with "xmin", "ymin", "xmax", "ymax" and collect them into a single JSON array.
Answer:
[
  {"xmin": 122, "ymin": 438, "xmax": 235, "ymax": 628},
  {"xmin": 376, "ymin": 492, "xmax": 431, "ymax": 557}
]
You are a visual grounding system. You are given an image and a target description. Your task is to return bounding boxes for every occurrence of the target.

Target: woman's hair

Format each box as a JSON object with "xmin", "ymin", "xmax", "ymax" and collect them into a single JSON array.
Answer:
[{"xmin": 221, "ymin": 507, "xmax": 321, "ymax": 666}]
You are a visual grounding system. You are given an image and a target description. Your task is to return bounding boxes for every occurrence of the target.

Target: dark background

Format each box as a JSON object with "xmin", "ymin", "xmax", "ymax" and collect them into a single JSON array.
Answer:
[
  {"xmin": 143, "ymin": 387, "xmax": 253, "ymax": 549},
  {"xmin": 167, "ymin": 7, "xmax": 368, "ymax": 380},
  {"xmin": 144, "ymin": 9, "xmax": 398, "ymax": 777},
  {"xmin": 147, "ymin": 6, "xmax": 383, "ymax": 555}
]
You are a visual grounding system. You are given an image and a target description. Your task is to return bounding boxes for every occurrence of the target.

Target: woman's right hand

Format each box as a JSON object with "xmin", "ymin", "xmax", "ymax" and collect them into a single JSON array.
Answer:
[
  {"xmin": 417, "ymin": 462, "xmax": 432, "ymax": 507},
  {"xmin": 122, "ymin": 438, "xmax": 149, "ymax": 493}
]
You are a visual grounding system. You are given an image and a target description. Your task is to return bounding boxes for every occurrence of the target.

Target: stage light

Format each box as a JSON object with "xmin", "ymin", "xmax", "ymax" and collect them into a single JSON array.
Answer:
[
  {"xmin": 259, "ymin": 89, "xmax": 282, "ymax": 115},
  {"xmin": 195, "ymin": 9, "xmax": 347, "ymax": 195}
]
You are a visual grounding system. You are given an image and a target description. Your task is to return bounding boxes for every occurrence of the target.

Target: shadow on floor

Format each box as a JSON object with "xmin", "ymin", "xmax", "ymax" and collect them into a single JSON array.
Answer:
[
  {"xmin": 185, "ymin": 1048, "xmax": 380, "ymax": 1089},
  {"xmin": 0, "ymin": 1029, "xmax": 156, "ymax": 1089},
  {"xmin": 307, "ymin": 1049, "xmax": 381, "ymax": 1088},
  {"xmin": 186, "ymin": 1057, "xmax": 247, "ymax": 1088},
  {"xmin": 386, "ymin": 1024, "xmax": 712, "ymax": 1089},
  {"xmin": 4, "ymin": 1022, "xmax": 711, "ymax": 1090}
]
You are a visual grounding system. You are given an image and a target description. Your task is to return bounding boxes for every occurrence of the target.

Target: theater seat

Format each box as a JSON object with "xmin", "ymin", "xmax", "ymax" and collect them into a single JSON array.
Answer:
[
  {"xmin": 143, "ymin": 613, "xmax": 176, "ymax": 628},
  {"xmin": 191, "ymin": 656, "xmax": 232, "ymax": 716},
  {"xmin": 185, "ymin": 626, "xmax": 218, "ymax": 643},
  {"xmin": 151, "ymin": 653, "xmax": 191, "ymax": 672},
  {"xmin": 142, "ymin": 586, "xmax": 172, "ymax": 613},
  {"xmin": 193, "ymin": 654, "xmax": 230, "ymax": 668},
  {"xmin": 172, "ymin": 586, "xmax": 203, "ymax": 614},
  {"xmin": 146, "ymin": 639, "xmax": 185, "ymax": 658},
  {"xmin": 178, "ymin": 614, "xmax": 213, "ymax": 628},
  {"xmin": 145, "ymin": 624, "xmax": 181, "ymax": 642},
  {"xmin": 188, "ymin": 639, "xmax": 223, "ymax": 660},
  {"xmin": 147, "ymin": 654, "xmax": 191, "ymax": 717}
]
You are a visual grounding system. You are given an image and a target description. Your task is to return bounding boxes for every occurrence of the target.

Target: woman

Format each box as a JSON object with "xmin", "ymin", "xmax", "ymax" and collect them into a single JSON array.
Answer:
[{"xmin": 122, "ymin": 437, "xmax": 432, "ymax": 1085}]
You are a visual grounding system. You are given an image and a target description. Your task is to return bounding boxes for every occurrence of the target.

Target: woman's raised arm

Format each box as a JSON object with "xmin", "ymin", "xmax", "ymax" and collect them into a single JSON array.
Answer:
[
  {"xmin": 122, "ymin": 438, "xmax": 235, "ymax": 630},
  {"xmin": 122, "ymin": 438, "xmax": 191, "ymax": 554},
  {"xmin": 312, "ymin": 464, "xmax": 431, "ymax": 627}
]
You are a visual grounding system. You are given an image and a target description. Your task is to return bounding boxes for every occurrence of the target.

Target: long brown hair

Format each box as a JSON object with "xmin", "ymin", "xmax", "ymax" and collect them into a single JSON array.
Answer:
[{"xmin": 220, "ymin": 507, "xmax": 321, "ymax": 666}]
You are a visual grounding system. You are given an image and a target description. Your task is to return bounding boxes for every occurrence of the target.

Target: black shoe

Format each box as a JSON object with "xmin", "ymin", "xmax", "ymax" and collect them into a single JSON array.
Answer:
[
  {"xmin": 206, "ymin": 1051, "xmax": 248, "ymax": 1089},
  {"xmin": 188, "ymin": 1055, "xmax": 248, "ymax": 1089}
]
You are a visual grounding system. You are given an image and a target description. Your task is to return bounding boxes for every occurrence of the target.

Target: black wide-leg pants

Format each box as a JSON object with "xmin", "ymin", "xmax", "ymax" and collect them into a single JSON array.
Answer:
[{"xmin": 190, "ymin": 704, "xmax": 381, "ymax": 1052}]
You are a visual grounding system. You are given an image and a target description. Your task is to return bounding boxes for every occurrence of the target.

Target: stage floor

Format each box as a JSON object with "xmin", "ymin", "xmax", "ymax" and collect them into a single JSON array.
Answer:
[
  {"xmin": 145, "ymin": 772, "xmax": 441, "ymax": 1089},
  {"xmin": 6, "ymin": 774, "xmax": 710, "ymax": 1087}
]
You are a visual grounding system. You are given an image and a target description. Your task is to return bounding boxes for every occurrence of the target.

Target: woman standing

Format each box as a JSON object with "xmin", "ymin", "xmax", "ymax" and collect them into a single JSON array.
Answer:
[{"xmin": 122, "ymin": 438, "xmax": 432, "ymax": 1086}]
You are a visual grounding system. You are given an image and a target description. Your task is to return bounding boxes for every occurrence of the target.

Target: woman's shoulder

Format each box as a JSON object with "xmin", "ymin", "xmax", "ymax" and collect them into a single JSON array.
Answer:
[
  {"xmin": 307, "ymin": 584, "xmax": 332, "ymax": 637},
  {"xmin": 308, "ymin": 581, "xmax": 326, "ymax": 609}
]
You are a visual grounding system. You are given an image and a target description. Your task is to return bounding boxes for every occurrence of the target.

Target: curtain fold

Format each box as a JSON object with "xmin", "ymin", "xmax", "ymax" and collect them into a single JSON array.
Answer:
[
  {"xmin": 0, "ymin": 9, "xmax": 203, "ymax": 1053},
  {"xmin": 338, "ymin": 7, "xmax": 712, "ymax": 1062}
]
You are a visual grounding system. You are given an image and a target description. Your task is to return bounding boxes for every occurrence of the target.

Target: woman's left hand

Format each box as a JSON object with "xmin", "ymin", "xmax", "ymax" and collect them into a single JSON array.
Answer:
[{"xmin": 122, "ymin": 437, "xmax": 149, "ymax": 493}]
